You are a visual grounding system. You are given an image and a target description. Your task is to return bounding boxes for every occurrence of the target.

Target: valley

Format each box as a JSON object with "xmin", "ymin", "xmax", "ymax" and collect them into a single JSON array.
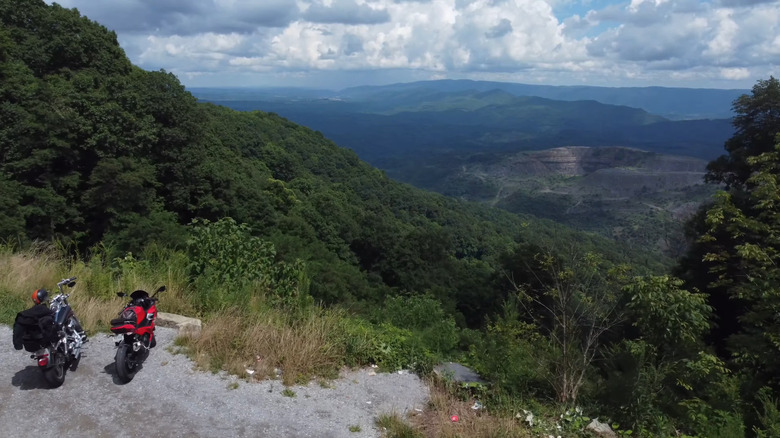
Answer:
[
  {"xmin": 386, "ymin": 146, "xmax": 716, "ymax": 257},
  {"xmin": 192, "ymin": 84, "xmax": 730, "ymax": 257}
]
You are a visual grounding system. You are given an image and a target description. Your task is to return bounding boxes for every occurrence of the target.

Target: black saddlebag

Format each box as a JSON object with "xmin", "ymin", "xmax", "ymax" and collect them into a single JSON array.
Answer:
[{"xmin": 13, "ymin": 305, "xmax": 55, "ymax": 352}]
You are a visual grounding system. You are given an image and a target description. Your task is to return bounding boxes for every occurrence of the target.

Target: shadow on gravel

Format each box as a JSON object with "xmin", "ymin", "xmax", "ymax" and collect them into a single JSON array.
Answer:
[
  {"xmin": 12, "ymin": 366, "xmax": 52, "ymax": 390},
  {"xmin": 103, "ymin": 362, "xmax": 143, "ymax": 385},
  {"xmin": 102, "ymin": 362, "xmax": 124, "ymax": 385}
]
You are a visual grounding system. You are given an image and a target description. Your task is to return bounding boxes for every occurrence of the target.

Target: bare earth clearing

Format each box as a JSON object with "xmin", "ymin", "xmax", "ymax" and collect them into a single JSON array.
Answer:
[{"xmin": 0, "ymin": 325, "xmax": 429, "ymax": 438}]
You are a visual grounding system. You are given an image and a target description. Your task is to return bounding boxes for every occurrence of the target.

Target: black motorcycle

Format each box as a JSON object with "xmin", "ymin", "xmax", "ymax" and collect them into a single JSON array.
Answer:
[{"xmin": 12, "ymin": 277, "xmax": 88, "ymax": 388}]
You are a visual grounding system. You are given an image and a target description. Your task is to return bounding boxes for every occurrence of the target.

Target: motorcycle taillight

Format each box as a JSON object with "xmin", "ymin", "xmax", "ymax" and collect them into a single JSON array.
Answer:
[{"xmin": 38, "ymin": 353, "xmax": 49, "ymax": 367}]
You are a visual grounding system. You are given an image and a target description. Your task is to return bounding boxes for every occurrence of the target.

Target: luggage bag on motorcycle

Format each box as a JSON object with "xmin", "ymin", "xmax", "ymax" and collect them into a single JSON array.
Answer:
[
  {"xmin": 110, "ymin": 307, "xmax": 141, "ymax": 334},
  {"xmin": 13, "ymin": 305, "xmax": 56, "ymax": 352}
]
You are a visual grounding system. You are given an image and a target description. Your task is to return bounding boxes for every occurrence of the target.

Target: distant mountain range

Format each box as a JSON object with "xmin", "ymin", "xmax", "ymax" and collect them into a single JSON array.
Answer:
[
  {"xmin": 193, "ymin": 83, "xmax": 736, "ymax": 163},
  {"xmin": 192, "ymin": 79, "xmax": 747, "ymax": 120}
]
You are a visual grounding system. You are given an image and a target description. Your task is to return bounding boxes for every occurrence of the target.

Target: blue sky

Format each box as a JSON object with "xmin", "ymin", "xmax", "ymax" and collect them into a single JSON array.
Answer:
[{"xmin": 49, "ymin": 0, "xmax": 778, "ymax": 90}]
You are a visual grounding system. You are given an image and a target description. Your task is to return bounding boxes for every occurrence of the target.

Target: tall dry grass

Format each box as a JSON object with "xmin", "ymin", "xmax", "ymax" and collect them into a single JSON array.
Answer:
[
  {"xmin": 0, "ymin": 243, "xmax": 62, "ymax": 300},
  {"xmin": 179, "ymin": 306, "xmax": 346, "ymax": 386},
  {"xmin": 0, "ymin": 243, "xmax": 196, "ymax": 332}
]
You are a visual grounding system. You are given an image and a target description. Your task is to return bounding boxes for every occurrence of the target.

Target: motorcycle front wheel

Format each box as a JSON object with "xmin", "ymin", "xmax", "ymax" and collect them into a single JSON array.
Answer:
[
  {"xmin": 115, "ymin": 343, "xmax": 138, "ymax": 383},
  {"xmin": 43, "ymin": 349, "xmax": 67, "ymax": 388},
  {"xmin": 68, "ymin": 316, "xmax": 84, "ymax": 371}
]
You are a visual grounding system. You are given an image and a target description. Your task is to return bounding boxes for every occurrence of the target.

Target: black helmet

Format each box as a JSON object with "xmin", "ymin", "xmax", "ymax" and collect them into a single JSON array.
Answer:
[{"xmin": 32, "ymin": 288, "xmax": 49, "ymax": 305}]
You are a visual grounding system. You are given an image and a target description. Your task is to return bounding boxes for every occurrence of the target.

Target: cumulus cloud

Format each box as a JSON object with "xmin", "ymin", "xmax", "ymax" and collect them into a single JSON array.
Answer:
[
  {"xmin": 55, "ymin": 0, "xmax": 298, "ymax": 35},
  {"xmin": 721, "ymin": 67, "xmax": 751, "ymax": 79},
  {"xmin": 485, "ymin": 18, "xmax": 513, "ymax": 38},
  {"xmin": 715, "ymin": 0, "xmax": 780, "ymax": 7},
  {"xmin": 587, "ymin": 0, "xmax": 780, "ymax": 69},
  {"xmin": 48, "ymin": 0, "xmax": 779, "ymax": 88},
  {"xmin": 302, "ymin": 0, "xmax": 391, "ymax": 24}
]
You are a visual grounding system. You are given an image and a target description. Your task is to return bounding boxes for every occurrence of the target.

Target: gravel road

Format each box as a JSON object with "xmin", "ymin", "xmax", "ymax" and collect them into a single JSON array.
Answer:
[{"xmin": 0, "ymin": 325, "xmax": 429, "ymax": 438}]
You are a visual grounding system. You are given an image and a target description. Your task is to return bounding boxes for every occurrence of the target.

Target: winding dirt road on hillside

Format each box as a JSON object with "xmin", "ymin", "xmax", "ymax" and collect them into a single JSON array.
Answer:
[{"xmin": 0, "ymin": 326, "xmax": 429, "ymax": 438}]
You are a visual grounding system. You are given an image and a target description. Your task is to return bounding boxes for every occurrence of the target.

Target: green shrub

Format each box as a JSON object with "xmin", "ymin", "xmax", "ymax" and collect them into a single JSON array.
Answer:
[
  {"xmin": 187, "ymin": 218, "xmax": 312, "ymax": 312},
  {"xmin": 466, "ymin": 300, "xmax": 551, "ymax": 399},
  {"xmin": 678, "ymin": 399, "xmax": 745, "ymax": 438},
  {"xmin": 754, "ymin": 388, "xmax": 780, "ymax": 438},
  {"xmin": 380, "ymin": 294, "xmax": 459, "ymax": 357},
  {"xmin": 338, "ymin": 317, "xmax": 435, "ymax": 373}
]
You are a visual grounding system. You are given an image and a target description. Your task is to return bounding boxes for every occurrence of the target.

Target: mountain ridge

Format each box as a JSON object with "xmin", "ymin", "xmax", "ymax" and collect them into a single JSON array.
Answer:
[{"xmin": 335, "ymin": 79, "xmax": 746, "ymax": 120}]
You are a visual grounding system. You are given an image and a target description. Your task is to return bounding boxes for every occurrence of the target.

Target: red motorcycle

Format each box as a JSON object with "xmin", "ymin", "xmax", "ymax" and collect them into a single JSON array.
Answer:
[{"xmin": 110, "ymin": 285, "xmax": 165, "ymax": 383}]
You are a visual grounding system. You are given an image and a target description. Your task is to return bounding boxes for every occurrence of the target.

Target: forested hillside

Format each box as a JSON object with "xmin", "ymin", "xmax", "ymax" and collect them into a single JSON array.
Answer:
[
  {"xmin": 4, "ymin": 2, "xmax": 780, "ymax": 437},
  {"xmin": 0, "ymin": 0, "xmax": 655, "ymax": 325}
]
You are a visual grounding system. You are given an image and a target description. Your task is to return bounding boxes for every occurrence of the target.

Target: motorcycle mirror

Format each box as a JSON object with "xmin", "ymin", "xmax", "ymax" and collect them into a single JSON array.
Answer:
[
  {"xmin": 156, "ymin": 285, "xmax": 166, "ymax": 293},
  {"xmin": 67, "ymin": 281, "xmax": 76, "ymax": 288},
  {"xmin": 116, "ymin": 292, "xmax": 126, "ymax": 298}
]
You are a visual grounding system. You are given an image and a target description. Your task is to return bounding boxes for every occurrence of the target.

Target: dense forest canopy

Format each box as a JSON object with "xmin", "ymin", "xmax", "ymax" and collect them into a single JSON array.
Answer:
[{"xmin": 5, "ymin": 1, "xmax": 780, "ymax": 436}]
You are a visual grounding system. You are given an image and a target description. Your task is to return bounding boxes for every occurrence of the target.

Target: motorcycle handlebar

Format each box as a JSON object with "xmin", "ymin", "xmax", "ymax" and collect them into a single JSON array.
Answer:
[
  {"xmin": 57, "ymin": 277, "xmax": 77, "ymax": 287},
  {"xmin": 56, "ymin": 277, "xmax": 77, "ymax": 293}
]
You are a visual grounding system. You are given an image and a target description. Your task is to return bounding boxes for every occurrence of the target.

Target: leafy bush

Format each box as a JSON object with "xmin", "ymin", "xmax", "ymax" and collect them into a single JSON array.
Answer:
[
  {"xmin": 338, "ymin": 317, "xmax": 435, "ymax": 373},
  {"xmin": 380, "ymin": 294, "xmax": 459, "ymax": 357},
  {"xmin": 187, "ymin": 218, "xmax": 312, "ymax": 311},
  {"xmin": 466, "ymin": 298, "xmax": 551, "ymax": 399},
  {"xmin": 753, "ymin": 387, "xmax": 780, "ymax": 438}
]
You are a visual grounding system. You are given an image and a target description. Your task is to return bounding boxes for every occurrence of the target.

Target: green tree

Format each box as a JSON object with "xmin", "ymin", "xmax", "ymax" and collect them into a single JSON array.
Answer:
[
  {"xmin": 702, "ymin": 138, "xmax": 780, "ymax": 392},
  {"xmin": 0, "ymin": 175, "xmax": 24, "ymax": 240},
  {"xmin": 677, "ymin": 78, "xmax": 780, "ymax": 359},
  {"xmin": 599, "ymin": 276, "xmax": 746, "ymax": 436},
  {"xmin": 707, "ymin": 77, "xmax": 780, "ymax": 188},
  {"xmin": 511, "ymin": 247, "xmax": 630, "ymax": 403}
]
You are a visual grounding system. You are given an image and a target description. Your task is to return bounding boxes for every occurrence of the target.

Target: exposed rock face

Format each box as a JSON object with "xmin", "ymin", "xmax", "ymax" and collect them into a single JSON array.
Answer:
[
  {"xmin": 494, "ymin": 146, "xmax": 706, "ymax": 179},
  {"xmin": 454, "ymin": 145, "xmax": 718, "ymax": 258},
  {"xmin": 465, "ymin": 146, "xmax": 710, "ymax": 199}
]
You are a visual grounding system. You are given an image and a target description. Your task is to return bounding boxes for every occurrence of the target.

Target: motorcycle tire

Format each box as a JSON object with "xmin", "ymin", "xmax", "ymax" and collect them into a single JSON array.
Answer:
[
  {"xmin": 43, "ymin": 350, "xmax": 67, "ymax": 388},
  {"xmin": 69, "ymin": 352, "xmax": 81, "ymax": 371},
  {"xmin": 115, "ymin": 343, "xmax": 138, "ymax": 383}
]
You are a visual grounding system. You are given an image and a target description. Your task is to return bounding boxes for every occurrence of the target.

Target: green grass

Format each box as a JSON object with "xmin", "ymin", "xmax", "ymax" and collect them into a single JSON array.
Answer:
[{"xmin": 375, "ymin": 415, "xmax": 423, "ymax": 438}]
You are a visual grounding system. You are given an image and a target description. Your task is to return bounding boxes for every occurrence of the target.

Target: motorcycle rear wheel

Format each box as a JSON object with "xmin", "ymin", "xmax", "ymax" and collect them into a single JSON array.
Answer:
[
  {"xmin": 43, "ymin": 350, "xmax": 67, "ymax": 388},
  {"xmin": 115, "ymin": 343, "xmax": 138, "ymax": 383}
]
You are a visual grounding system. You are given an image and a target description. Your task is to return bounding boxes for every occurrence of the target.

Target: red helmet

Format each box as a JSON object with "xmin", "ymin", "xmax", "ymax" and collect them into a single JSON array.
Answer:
[{"xmin": 32, "ymin": 288, "xmax": 49, "ymax": 305}]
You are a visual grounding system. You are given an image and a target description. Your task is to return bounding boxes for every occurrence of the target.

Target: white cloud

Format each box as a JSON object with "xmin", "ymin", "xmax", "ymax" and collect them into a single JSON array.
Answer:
[
  {"xmin": 705, "ymin": 9, "xmax": 739, "ymax": 59},
  {"xmin": 715, "ymin": 0, "xmax": 780, "ymax": 7},
  {"xmin": 301, "ymin": 0, "xmax": 391, "ymax": 24},
  {"xmin": 721, "ymin": 67, "xmax": 751, "ymax": 79},
  {"xmin": 55, "ymin": 0, "xmax": 298, "ymax": 35},
  {"xmin": 48, "ymin": 0, "xmax": 779, "ymax": 88}
]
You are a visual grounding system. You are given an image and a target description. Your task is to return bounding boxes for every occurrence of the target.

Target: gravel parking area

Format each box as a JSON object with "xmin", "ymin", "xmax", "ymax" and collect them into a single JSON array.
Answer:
[{"xmin": 0, "ymin": 325, "xmax": 429, "ymax": 438}]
